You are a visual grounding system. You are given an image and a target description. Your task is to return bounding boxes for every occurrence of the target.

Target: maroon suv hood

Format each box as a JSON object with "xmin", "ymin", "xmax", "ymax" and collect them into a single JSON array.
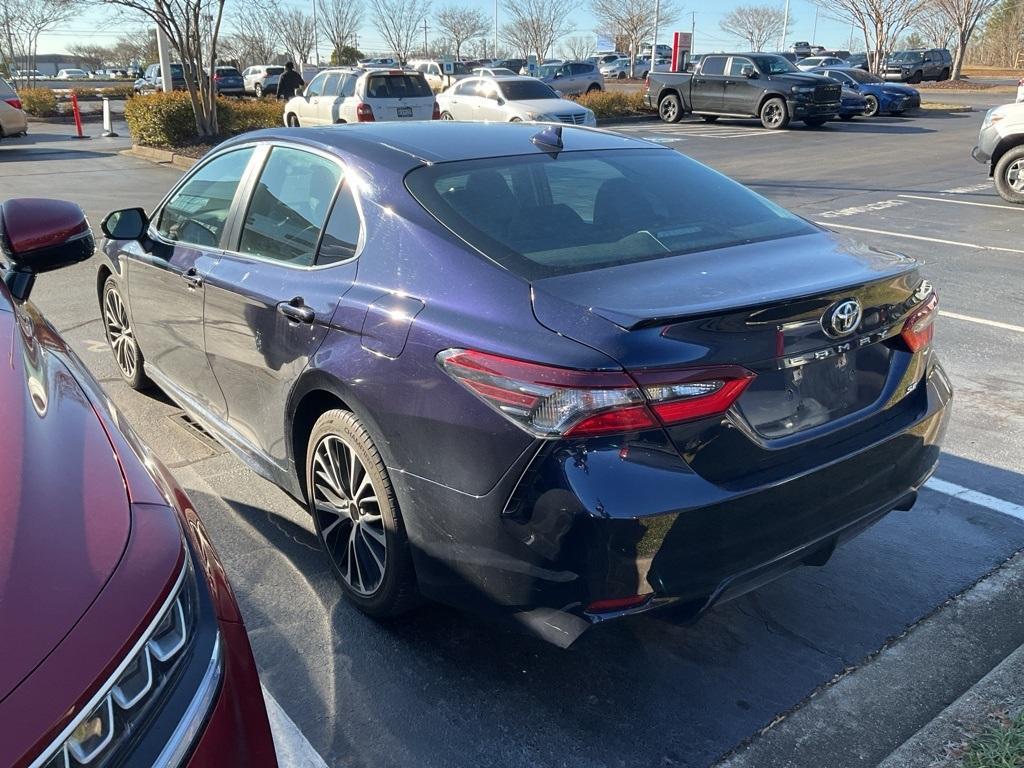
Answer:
[{"xmin": 0, "ymin": 303, "xmax": 131, "ymax": 701}]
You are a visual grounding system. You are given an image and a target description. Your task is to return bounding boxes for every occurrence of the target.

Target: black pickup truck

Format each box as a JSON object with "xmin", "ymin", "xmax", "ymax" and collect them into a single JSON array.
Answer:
[{"xmin": 644, "ymin": 53, "xmax": 842, "ymax": 129}]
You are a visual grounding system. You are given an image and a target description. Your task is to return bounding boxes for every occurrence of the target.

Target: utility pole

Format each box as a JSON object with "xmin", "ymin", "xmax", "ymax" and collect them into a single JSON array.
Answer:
[
  {"xmin": 312, "ymin": 0, "xmax": 320, "ymax": 67},
  {"xmin": 649, "ymin": 0, "xmax": 660, "ymax": 79},
  {"xmin": 779, "ymin": 0, "xmax": 789, "ymax": 52},
  {"xmin": 423, "ymin": 19, "xmax": 428, "ymax": 57},
  {"xmin": 494, "ymin": 0, "xmax": 498, "ymax": 60},
  {"xmin": 811, "ymin": 6, "xmax": 818, "ymax": 45}
]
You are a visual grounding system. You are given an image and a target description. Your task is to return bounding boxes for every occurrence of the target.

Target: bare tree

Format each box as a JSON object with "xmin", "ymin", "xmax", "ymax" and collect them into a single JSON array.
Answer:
[
  {"xmin": 933, "ymin": 0, "xmax": 1000, "ymax": 78},
  {"xmin": 591, "ymin": 0, "xmax": 677, "ymax": 74},
  {"xmin": 435, "ymin": 4, "xmax": 489, "ymax": 59},
  {"xmin": 230, "ymin": 4, "xmax": 283, "ymax": 67},
  {"xmin": 501, "ymin": 0, "xmax": 575, "ymax": 65},
  {"xmin": 318, "ymin": 0, "xmax": 363, "ymax": 58},
  {"xmin": 719, "ymin": 4, "xmax": 791, "ymax": 50},
  {"xmin": 815, "ymin": 0, "xmax": 924, "ymax": 73},
  {"xmin": 1, "ymin": 0, "xmax": 78, "ymax": 84},
  {"xmin": 280, "ymin": 6, "xmax": 317, "ymax": 63},
  {"xmin": 559, "ymin": 34, "xmax": 595, "ymax": 60},
  {"xmin": 369, "ymin": 0, "xmax": 431, "ymax": 62},
  {"xmin": 68, "ymin": 43, "xmax": 109, "ymax": 69},
  {"xmin": 915, "ymin": 7, "xmax": 956, "ymax": 48},
  {"xmin": 96, "ymin": 0, "xmax": 227, "ymax": 136}
]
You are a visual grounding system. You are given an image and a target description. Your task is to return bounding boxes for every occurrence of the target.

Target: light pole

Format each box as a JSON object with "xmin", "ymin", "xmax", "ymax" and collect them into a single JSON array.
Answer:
[
  {"xmin": 779, "ymin": 0, "xmax": 790, "ymax": 52},
  {"xmin": 312, "ymin": 0, "xmax": 320, "ymax": 67},
  {"xmin": 494, "ymin": 0, "xmax": 498, "ymax": 60},
  {"xmin": 649, "ymin": 0, "xmax": 660, "ymax": 78}
]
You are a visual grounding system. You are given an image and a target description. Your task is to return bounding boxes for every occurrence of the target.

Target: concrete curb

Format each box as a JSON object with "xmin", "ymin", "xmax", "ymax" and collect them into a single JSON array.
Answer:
[
  {"xmin": 714, "ymin": 549, "xmax": 1024, "ymax": 768},
  {"xmin": 597, "ymin": 114, "xmax": 659, "ymax": 126},
  {"xmin": 878, "ymin": 643, "xmax": 1024, "ymax": 768},
  {"xmin": 919, "ymin": 103, "xmax": 974, "ymax": 113},
  {"xmin": 121, "ymin": 145, "xmax": 196, "ymax": 170}
]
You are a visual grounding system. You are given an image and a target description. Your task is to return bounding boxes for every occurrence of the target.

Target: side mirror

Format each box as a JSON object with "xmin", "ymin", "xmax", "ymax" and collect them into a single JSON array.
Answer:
[
  {"xmin": 741, "ymin": 65, "xmax": 757, "ymax": 78},
  {"xmin": 553, "ymin": 72, "xmax": 562, "ymax": 79},
  {"xmin": 1, "ymin": 198, "xmax": 94, "ymax": 301},
  {"xmin": 101, "ymin": 208, "xmax": 149, "ymax": 241},
  {"xmin": 496, "ymin": 96, "xmax": 505, "ymax": 105}
]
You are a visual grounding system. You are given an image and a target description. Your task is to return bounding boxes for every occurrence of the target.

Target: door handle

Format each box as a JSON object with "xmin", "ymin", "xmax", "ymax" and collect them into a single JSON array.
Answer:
[
  {"xmin": 277, "ymin": 297, "xmax": 315, "ymax": 324},
  {"xmin": 182, "ymin": 266, "xmax": 203, "ymax": 289}
]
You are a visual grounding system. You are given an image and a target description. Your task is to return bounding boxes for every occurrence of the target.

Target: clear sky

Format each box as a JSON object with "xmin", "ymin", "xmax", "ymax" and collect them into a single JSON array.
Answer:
[{"xmin": 38, "ymin": 0, "xmax": 859, "ymax": 58}]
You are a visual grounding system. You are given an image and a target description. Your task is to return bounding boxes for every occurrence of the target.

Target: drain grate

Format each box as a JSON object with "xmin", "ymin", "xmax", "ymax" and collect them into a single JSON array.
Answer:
[{"xmin": 167, "ymin": 411, "xmax": 225, "ymax": 455}]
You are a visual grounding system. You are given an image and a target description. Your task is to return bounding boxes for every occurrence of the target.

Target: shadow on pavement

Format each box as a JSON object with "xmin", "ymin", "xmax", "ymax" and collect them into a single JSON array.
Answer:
[{"xmin": 208, "ymin": 452, "xmax": 1024, "ymax": 768}]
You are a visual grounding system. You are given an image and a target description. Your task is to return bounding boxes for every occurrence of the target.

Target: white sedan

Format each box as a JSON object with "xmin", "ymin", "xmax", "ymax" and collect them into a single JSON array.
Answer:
[
  {"xmin": 437, "ymin": 76, "xmax": 596, "ymax": 126},
  {"xmin": 796, "ymin": 56, "xmax": 847, "ymax": 71}
]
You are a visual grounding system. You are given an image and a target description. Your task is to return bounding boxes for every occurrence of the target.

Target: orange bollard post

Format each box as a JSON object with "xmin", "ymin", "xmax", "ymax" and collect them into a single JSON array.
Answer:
[{"xmin": 70, "ymin": 92, "xmax": 89, "ymax": 140}]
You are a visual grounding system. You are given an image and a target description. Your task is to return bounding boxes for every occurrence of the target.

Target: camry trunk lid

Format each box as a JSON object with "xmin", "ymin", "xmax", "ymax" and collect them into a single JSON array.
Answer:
[
  {"xmin": 0, "ymin": 306, "xmax": 131, "ymax": 701},
  {"xmin": 531, "ymin": 231, "xmax": 931, "ymax": 480}
]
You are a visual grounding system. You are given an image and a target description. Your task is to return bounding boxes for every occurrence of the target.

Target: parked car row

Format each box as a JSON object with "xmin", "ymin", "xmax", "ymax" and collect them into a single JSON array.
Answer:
[{"xmin": 646, "ymin": 53, "xmax": 922, "ymax": 128}]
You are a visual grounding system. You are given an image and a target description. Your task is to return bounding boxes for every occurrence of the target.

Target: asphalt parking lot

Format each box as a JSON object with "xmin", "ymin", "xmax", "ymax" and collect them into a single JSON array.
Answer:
[{"xmin": 2, "ymin": 98, "xmax": 1023, "ymax": 767}]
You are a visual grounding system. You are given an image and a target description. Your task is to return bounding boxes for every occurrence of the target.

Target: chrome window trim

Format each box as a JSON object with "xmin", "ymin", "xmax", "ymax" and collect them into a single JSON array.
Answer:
[{"xmin": 27, "ymin": 562, "xmax": 189, "ymax": 768}]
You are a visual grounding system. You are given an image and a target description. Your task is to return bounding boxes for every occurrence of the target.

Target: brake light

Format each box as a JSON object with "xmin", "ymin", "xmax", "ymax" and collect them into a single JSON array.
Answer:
[
  {"xmin": 356, "ymin": 102, "xmax": 374, "ymax": 122},
  {"xmin": 901, "ymin": 292, "xmax": 938, "ymax": 352},
  {"xmin": 432, "ymin": 100, "xmax": 441, "ymax": 119},
  {"xmin": 437, "ymin": 349, "xmax": 755, "ymax": 438},
  {"xmin": 4, "ymin": 97, "xmax": 21, "ymax": 110}
]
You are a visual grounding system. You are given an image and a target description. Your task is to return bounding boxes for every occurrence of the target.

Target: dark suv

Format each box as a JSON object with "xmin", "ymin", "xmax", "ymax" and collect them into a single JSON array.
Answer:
[
  {"xmin": 133, "ymin": 63, "xmax": 187, "ymax": 93},
  {"xmin": 884, "ymin": 49, "xmax": 952, "ymax": 83}
]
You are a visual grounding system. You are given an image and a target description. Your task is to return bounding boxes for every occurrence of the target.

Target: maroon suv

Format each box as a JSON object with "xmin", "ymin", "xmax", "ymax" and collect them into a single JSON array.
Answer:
[{"xmin": 0, "ymin": 198, "xmax": 278, "ymax": 767}]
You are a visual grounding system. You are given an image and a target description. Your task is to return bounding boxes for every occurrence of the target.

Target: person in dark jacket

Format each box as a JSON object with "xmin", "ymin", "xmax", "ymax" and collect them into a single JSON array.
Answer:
[{"xmin": 277, "ymin": 61, "xmax": 305, "ymax": 99}]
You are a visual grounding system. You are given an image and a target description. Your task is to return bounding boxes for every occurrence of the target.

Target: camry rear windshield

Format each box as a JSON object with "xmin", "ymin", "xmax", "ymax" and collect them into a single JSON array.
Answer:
[
  {"xmin": 499, "ymin": 80, "xmax": 559, "ymax": 100},
  {"xmin": 366, "ymin": 74, "xmax": 432, "ymax": 98},
  {"xmin": 406, "ymin": 149, "xmax": 815, "ymax": 279}
]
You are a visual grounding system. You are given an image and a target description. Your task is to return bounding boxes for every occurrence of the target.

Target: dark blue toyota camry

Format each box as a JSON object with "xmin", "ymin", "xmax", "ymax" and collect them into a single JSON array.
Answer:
[{"xmin": 97, "ymin": 122, "xmax": 951, "ymax": 646}]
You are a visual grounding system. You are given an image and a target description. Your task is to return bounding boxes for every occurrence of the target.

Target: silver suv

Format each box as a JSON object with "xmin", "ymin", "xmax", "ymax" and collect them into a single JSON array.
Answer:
[
  {"xmin": 242, "ymin": 65, "xmax": 285, "ymax": 97},
  {"xmin": 973, "ymin": 102, "xmax": 1024, "ymax": 203},
  {"xmin": 536, "ymin": 61, "xmax": 603, "ymax": 96}
]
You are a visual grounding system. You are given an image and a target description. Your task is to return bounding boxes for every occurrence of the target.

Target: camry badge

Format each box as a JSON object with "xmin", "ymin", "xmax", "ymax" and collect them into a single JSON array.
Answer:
[{"xmin": 824, "ymin": 299, "xmax": 862, "ymax": 337}]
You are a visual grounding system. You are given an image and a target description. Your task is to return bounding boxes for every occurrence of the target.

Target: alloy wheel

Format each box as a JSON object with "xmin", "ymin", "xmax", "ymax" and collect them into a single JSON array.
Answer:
[
  {"xmin": 311, "ymin": 434, "xmax": 387, "ymax": 596},
  {"xmin": 659, "ymin": 98, "xmax": 678, "ymax": 122},
  {"xmin": 104, "ymin": 287, "xmax": 138, "ymax": 380},
  {"xmin": 764, "ymin": 102, "xmax": 783, "ymax": 127},
  {"xmin": 1007, "ymin": 159, "xmax": 1024, "ymax": 193}
]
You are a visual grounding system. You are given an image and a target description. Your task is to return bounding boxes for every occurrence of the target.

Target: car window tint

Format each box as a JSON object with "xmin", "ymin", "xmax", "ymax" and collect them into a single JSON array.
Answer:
[
  {"xmin": 366, "ymin": 74, "xmax": 432, "ymax": 98},
  {"xmin": 157, "ymin": 148, "xmax": 254, "ymax": 248},
  {"xmin": 318, "ymin": 181, "xmax": 361, "ymax": 264},
  {"xmin": 701, "ymin": 56, "xmax": 727, "ymax": 75},
  {"xmin": 306, "ymin": 72, "xmax": 328, "ymax": 96},
  {"xmin": 727, "ymin": 57, "xmax": 752, "ymax": 76},
  {"xmin": 323, "ymin": 73, "xmax": 341, "ymax": 96},
  {"xmin": 239, "ymin": 147, "xmax": 341, "ymax": 266}
]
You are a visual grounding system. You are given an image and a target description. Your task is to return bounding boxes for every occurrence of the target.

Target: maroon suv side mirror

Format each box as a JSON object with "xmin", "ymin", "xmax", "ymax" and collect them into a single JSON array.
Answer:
[{"xmin": 0, "ymin": 198, "xmax": 94, "ymax": 301}]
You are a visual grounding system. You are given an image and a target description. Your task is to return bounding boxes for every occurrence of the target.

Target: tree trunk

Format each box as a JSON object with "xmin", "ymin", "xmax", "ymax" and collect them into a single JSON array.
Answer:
[{"xmin": 951, "ymin": 32, "xmax": 968, "ymax": 80}]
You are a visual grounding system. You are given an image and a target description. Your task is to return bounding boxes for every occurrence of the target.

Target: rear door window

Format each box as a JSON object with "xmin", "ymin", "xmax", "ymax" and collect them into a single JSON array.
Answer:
[
  {"xmin": 318, "ymin": 181, "xmax": 362, "ymax": 264},
  {"xmin": 238, "ymin": 147, "xmax": 342, "ymax": 266},
  {"xmin": 701, "ymin": 56, "xmax": 727, "ymax": 75}
]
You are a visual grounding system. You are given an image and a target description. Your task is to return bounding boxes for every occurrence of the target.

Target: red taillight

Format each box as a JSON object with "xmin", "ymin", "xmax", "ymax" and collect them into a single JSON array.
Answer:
[
  {"xmin": 4, "ymin": 97, "xmax": 22, "ymax": 110},
  {"xmin": 586, "ymin": 594, "xmax": 652, "ymax": 614},
  {"xmin": 356, "ymin": 102, "xmax": 375, "ymax": 122},
  {"xmin": 901, "ymin": 292, "xmax": 938, "ymax": 352},
  {"xmin": 432, "ymin": 100, "xmax": 441, "ymax": 119},
  {"xmin": 642, "ymin": 75, "xmax": 650, "ymax": 93},
  {"xmin": 437, "ymin": 349, "xmax": 755, "ymax": 438}
]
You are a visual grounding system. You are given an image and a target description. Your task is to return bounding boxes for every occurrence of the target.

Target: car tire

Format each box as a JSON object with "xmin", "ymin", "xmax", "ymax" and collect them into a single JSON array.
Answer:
[
  {"xmin": 940, "ymin": 68, "xmax": 950, "ymax": 81},
  {"xmin": 804, "ymin": 116, "xmax": 829, "ymax": 127},
  {"xmin": 994, "ymin": 146, "xmax": 1024, "ymax": 204},
  {"xmin": 701, "ymin": 114, "xmax": 719, "ymax": 122},
  {"xmin": 102, "ymin": 277, "xmax": 151, "ymax": 390},
  {"xmin": 286, "ymin": 113, "xmax": 299, "ymax": 127},
  {"xmin": 587, "ymin": 83, "xmax": 601, "ymax": 93},
  {"xmin": 254, "ymin": 83, "xmax": 263, "ymax": 98},
  {"xmin": 863, "ymin": 95, "xmax": 880, "ymax": 117},
  {"xmin": 760, "ymin": 97, "xmax": 790, "ymax": 129},
  {"xmin": 306, "ymin": 409, "xmax": 418, "ymax": 618},
  {"xmin": 509, "ymin": 116, "xmax": 522, "ymax": 122},
  {"xmin": 908, "ymin": 71, "xmax": 923, "ymax": 84},
  {"xmin": 440, "ymin": 110, "xmax": 455, "ymax": 120},
  {"xmin": 617, "ymin": 72, "xmax": 626, "ymax": 80},
  {"xmin": 659, "ymin": 92, "xmax": 683, "ymax": 123}
]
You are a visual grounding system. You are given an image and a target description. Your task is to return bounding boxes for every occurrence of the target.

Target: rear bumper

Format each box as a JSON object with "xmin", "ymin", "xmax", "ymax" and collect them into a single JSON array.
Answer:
[{"xmin": 395, "ymin": 357, "xmax": 952, "ymax": 647}]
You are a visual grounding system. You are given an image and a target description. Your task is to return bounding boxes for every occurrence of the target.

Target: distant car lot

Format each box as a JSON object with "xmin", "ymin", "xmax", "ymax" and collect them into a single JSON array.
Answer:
[{"xmin": 1, "ymin": 93, "xmax": 1022, "ymax": 768}]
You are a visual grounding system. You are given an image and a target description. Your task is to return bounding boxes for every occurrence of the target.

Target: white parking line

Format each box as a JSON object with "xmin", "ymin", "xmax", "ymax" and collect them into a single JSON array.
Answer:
[
  {"xmin": 262, "ymin": 684, "xmax": 330, "ymax": 768},
  {"xmin": 898, "ymin": 194, "xmax": 1024, "ymax": 212},
  {"xmin": 925, "ymin": 478, "xmax": 1024, "ymax": 522},
  {"xmin": 939, "ymin": 311, "xmax": 1024, "ymax": 334},
  {"xmin": 813, "ymin": 222, "xmax": 1024, "ymax": 255}
]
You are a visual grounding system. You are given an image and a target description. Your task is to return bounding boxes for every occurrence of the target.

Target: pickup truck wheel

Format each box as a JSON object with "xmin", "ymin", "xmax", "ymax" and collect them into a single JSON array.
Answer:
[
  {"xmin": 863, "ymin": 95, "xmax": 879, "ymax": 117},
  {"xmin": 658, "ymin": 93, "xmax": 683, "ymax": 123},
  {"xmin": 701, "ymin": 115, "xmax": 719, "ymax": 122},
  {"xmin": 760, "ymin": 97, "xmax": 789, "ymax": 129},
  {"xmin": 994, "ymin": 146, "xmax": 1024, "ymax": 204}
]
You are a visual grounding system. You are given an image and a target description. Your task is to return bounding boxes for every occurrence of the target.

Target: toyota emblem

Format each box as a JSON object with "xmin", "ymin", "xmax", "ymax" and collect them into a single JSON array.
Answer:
[{"xmin": 823, "ymin": 299, "xmax": 862, "ymax": 337}]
